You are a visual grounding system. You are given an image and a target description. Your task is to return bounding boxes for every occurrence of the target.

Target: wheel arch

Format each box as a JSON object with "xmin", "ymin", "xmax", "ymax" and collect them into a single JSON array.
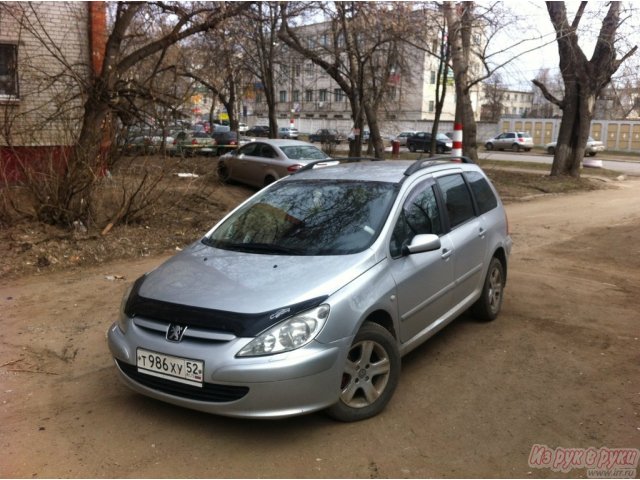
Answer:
[
  {"xmin": 492, "ymin": 247, "xmax": 508, "ymax": 286},
  {"xmin": 362, "ymin": 309, "xmax": 397, "ymax": 340}
]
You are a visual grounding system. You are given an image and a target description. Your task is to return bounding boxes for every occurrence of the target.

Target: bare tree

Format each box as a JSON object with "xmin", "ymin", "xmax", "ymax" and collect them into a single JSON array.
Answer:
[
  {"xmin": 279, "ymin": 1, "xmax": 411, "ymax": 158},
  {"xmin": 13, "ymin": 2, "xmax": 249, "ymax": 226},
  {"xmin": 480, "ymin": 73, "xmax": 506, "ymax": 122},
  {"xmin": 533, "ymin": 2, "xmax": 637, "ymax": 177},
  {"xmin": 444, "ymin": 2, "xmax": 480, "ymax": 161}
]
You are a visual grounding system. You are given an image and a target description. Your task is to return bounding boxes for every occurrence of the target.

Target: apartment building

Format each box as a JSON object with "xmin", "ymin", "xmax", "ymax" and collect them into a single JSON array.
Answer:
[
  {"xmin": 0, "ymin": 2, "xmax": 106, "ymax": 179},
  {"xmin": 244, "ymin": 19, "xmax": 484, "ymax": 127}
]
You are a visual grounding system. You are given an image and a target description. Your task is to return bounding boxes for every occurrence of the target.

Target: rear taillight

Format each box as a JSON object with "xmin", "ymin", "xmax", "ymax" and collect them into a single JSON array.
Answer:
[
  {"xmin": 191, "ymin": 139, "xmax": 198, "ymax": 145},
  {"xmin": 230, "ymin": 140, "xmax": 237, "ymax": 145},
  {"xmin": 517, "ymin": 137, "xmax": 524, "ymax": 142},
  {"xmin": 173, "ymin": 139, "xmax": 177, "ymax": 145},
  {"xmin": 287, "ymin": 164, "xmax": 303, "ymax": 172}
]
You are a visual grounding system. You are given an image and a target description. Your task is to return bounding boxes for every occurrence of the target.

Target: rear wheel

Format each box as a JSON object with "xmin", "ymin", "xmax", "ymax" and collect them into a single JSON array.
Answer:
[
  {"xmin": 513, "ymin": 143, "xmax": 521, "ymax": 152},
  {"xmin": 547, "ymin": 146, "xmax": 555, "ymax": 155},
  {"xmin": 264, "ymin": 175, "xmax": 276, "ymax": 186},
  {"xmin": 588, "ymin": 152, "xmax": 597, "ymax": 157},
  {"xmin": 409, "ymin": 144, "xmax": 416, "ymax": 153},
  {"xmin": 472, "ymin": 257, "xmax": 505, "ymax": 322},
  {"xmin": 326, "ymin": 322, "xmax": 400, "ymax": 422}
]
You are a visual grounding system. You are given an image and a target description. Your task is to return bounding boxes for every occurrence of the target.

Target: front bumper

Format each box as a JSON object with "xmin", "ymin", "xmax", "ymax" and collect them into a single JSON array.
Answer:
[{"xmin": 107, "ymin": 321, "xmax": 349, "ymax": 419}]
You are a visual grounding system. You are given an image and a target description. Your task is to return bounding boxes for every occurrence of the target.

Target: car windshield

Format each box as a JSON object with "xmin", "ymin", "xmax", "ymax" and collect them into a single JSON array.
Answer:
[
  {"xmin": 205, "ymin": 180, "xmax": 398, "ymax": 255},
  {"xmin": 436, "ymin": 133, "xmax": 450, "ymax": 141},
  {"xmin": 280, "ymin": 145, "xmax": 330, "ymax": 160}
]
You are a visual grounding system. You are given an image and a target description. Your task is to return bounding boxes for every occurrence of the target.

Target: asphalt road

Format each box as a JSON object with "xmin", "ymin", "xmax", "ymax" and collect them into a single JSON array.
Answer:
[{"xmin": 478, "ymin": 150, "xmax": 640, "ymax": 176}]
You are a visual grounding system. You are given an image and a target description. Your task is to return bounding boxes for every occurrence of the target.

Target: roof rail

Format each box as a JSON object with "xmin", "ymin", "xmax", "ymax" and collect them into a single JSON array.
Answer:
[
  {"xmin": 294, "ymin": 156, "xmax": 381, "ymax": 174},
  {"xmin": 404, "ymin": 155, "xmax": 475, "ymax": 176}
]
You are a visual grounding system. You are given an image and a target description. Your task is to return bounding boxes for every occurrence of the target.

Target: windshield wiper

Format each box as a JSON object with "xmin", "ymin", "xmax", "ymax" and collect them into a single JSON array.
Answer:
[{"xmin": 216, "ymin": 241, "xmax": 303, "ymax": 255}]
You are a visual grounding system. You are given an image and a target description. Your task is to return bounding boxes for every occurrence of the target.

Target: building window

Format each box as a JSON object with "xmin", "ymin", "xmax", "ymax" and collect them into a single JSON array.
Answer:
[
  {"xmin": 307, "ymin": 36, "xmax": 315, "ymax": 49},
  {"xmin": 304, "ymin": 62, "xmax": 314, "ymax": 77},
  {"xmin": 292, "ymin": 90, "xmax": 300, "ymax": 102},
  {"xmin": 0, "ymin": 43, "xmax": 18, "ymax": 98},
  {"xmin": 430, "ymin": 71, "xmax": 436, "ymax": 84},
  {"xmin": 320, "ymin": 33, "xmax": 329, "ymax": 47},
  {"xmin": 294, "ymin": 64, "xmax": 301, "ymax": 77},
  {"xmin": 388, "ymin": 86, "xmax": 396, "ymax": 100},
  {"xmin": 279, "ymin": 90, "xmax": 287, "ymax": 103},
  {"xmin": 334, "ymin": 88, "xmax": 343, "ymax": 102},
  {"xmin": 305, "ymin": 89, "xmax": 313, "ymax": 102},
  {"xmin": 318, "ymin": 89, "xmax": 327, "ymax": 102},
  {"xmin": 428, "ymin": 100, "xmax": 435, "ymax": 113}
]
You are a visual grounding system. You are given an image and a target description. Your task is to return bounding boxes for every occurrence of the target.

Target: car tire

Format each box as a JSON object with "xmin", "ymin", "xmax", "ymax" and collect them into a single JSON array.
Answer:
[
  {"xmin": 326, "ymin": 322, "xmax": 400, "ymax": 422},
  {"xmin": 409, "ymin": 144, "xmax": 416, "ymax": 153},
  {"xmin": 513, "ymin": 143, "xmax": 521, "ymax": 152},
  {"xmin": 264, "ymin": 175, "xmax": 276, "ymax": 186},
  {"xmin": 217, "ymin": 162, "xmax": 230, "ymax": 183},
  {"xmin": 588, "ymin": 152, "xmax": 597, "ymax": 157},
  {"xmin": 472, "ymin": 257, "xmax": 505, "ymax": 322},
  {"xmin": 485, "ymin": 143, "xmax": 493, "ymax": 151},
  {"xmin": 547, "ymin": 146, "xmax": 555, "ymax": 155},
  {"xmin": 437, "ymin": 145, "xmax": 444, "ymax": 154}
]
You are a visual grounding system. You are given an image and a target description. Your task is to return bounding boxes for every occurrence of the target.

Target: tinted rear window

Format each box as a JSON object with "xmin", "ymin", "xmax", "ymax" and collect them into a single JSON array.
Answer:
[{"xmin": 465, "ymin": 171, "xmax": 498, "ymax": 214}]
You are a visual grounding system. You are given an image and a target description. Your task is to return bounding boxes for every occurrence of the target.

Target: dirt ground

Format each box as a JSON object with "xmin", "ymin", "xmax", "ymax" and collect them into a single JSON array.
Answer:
[{"xmin": 1, "ymin": 172, "xmax": 639, "ymax": 478}]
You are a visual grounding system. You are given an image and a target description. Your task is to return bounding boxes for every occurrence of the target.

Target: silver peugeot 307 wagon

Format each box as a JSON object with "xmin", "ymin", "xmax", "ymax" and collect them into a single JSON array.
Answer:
[{"xmin": 108, "ymin": 156, "xmax": 512, "ymax": 421}]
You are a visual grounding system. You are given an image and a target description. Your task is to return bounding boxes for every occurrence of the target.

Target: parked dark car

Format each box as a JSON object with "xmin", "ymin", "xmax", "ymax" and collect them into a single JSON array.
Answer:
[
  {"xmin": 246, "ymin": 125, "xmax": 270, "ymax": 137},
  {"xmin": 211, "ymin": 131, "xmax": 239, "ymax": 155},
  {"xmin": 308, "ymin": 128, "xmax": 344, "ymax": 144},
  {"xmin": 407, "ymin": 132, "xmax": 453, "ymax": 154}
]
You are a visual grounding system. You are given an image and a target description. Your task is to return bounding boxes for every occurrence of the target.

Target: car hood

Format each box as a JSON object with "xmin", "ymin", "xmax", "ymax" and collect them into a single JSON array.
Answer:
[{"xmin": 137, "ymin": 241, "xmax": 380, "ymax": 315}]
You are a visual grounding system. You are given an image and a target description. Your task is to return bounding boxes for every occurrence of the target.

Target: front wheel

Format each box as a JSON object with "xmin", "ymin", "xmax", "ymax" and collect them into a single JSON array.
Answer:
[
  {"xmin": 547, "ymin": 146, "xmax": 555, "ymax": 155},
  {"xmin": 485, "ymin": 143, "xmax": 494, "ymax": 151},
  {"xmin": 326, "ymin": 322, "xmax": 400, "ymax": 422},
  {"xmin": 588, "ymin": 152, "xmax": 597, "ymax": 157},
  {"xmin": 472, "ymin": 257, "xmax": 505, "ymax": 321},
  {"xmin": 408, "ymin": 144, "xmax": 416, "ymax": 153},
  {"xmin": 217, "ymin": 162, "xmax": 230, "ymax": 183}
]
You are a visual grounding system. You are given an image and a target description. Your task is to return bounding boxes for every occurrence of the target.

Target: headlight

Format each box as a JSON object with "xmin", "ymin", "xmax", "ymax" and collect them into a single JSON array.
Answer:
[
  {"xmin": 117, "ymin": 282, "xmax": 134, "ymax": 333},
  {"xmin": 237, "ymin": 304, "xmax": 330, "ymax": 357}
]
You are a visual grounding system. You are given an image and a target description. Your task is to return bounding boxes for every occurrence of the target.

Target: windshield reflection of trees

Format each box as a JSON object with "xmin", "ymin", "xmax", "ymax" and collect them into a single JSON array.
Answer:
[{"xmin": 212, "ymin": 181, "xmax": 397, "ymax": 255}]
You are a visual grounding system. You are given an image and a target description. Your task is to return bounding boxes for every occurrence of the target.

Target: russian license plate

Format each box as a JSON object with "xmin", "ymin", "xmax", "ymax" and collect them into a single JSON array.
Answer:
[{"xmin": 136, "ymin": 348, "xmax": 204, "ymax": 387}]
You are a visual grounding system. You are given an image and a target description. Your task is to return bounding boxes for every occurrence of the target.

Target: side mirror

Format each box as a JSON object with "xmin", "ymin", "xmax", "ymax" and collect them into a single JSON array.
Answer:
[{"xmin": 403, "ymin": 234, "xmax": 441, "ymax": 256}]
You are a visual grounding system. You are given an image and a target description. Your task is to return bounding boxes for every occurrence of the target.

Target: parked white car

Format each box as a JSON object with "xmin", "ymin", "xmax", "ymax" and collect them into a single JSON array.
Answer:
[
  {"xmin": 545, "ymin": 137, "xmax": 605, "ymax": 157},
  {"xmin": 392, "ymin": 131, "xmax": 418, "ymax": 146}
]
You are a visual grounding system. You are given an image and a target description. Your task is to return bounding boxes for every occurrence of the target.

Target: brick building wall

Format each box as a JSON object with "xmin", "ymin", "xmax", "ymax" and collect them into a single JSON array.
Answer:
[{"xmin": 0, "ymin": 2, "xmax": 91, "ymax": 147}]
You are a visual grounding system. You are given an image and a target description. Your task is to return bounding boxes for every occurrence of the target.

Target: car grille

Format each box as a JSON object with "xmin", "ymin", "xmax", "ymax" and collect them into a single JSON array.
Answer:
[{"xmin": 116, "ymin": 360, "xmax": 249, "ymax": 403}]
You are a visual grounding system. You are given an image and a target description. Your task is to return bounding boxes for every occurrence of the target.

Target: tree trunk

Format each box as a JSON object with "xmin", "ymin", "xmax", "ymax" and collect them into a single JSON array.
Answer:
[
  {"xmin": 538, "ymin": 2, "xmax": 637, "ymax": 177},
  {"xmin": 444, "ymin": 2, "xmax": 479, "ymax": 163}
]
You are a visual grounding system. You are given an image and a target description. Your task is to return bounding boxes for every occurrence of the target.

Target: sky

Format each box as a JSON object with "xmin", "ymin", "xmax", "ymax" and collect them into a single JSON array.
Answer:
[{"xmin": 489, "ymin": 1, "xmax": 639, "ymax": 90}]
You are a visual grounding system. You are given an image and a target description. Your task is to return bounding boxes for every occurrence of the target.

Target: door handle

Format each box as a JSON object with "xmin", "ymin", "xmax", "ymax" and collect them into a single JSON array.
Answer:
[
  {"xmin": 478, "ymin": 228, "xmax": 487, "ymax": 237},
  {"xmin": 441, "ymin": 248, "xmax": 453, "ymax": 260}
]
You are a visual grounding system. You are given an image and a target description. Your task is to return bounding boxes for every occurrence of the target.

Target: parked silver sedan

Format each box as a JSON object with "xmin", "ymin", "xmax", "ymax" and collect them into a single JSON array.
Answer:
[{"xmin": 217, "ymin": 139, "xmax": 330, "ymax": 188}]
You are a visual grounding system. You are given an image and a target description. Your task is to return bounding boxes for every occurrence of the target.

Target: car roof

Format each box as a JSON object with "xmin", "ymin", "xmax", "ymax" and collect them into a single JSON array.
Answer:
[{"xmin": 288, "ymin": 158, "xmax": 479, "ymax": 184}]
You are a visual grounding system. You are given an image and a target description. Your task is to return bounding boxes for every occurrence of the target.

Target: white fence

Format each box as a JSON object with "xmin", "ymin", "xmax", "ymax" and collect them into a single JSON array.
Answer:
[
  {"xmin": 248, "ymin": 114, "xmax": 640, "ymax": 152},
  {"xmin": 498, "ymin": 118, "xmax": 640, "ymax": 152}
]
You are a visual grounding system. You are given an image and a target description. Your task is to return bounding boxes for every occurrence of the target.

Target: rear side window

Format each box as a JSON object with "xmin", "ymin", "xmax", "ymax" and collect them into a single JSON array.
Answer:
[
  {"xmin": 436, "ymin": 174, "xmax": 475, "ymax": 228},
  {"xmin": 465, "ymin": 171, "xmax": 498, "ymax": 214}
]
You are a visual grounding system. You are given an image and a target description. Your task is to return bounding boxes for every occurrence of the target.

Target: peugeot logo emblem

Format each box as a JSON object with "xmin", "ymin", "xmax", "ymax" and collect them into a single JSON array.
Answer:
[{"xmin": 167, "ymin": 324, "xmax": 187, "ymax": 342}]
